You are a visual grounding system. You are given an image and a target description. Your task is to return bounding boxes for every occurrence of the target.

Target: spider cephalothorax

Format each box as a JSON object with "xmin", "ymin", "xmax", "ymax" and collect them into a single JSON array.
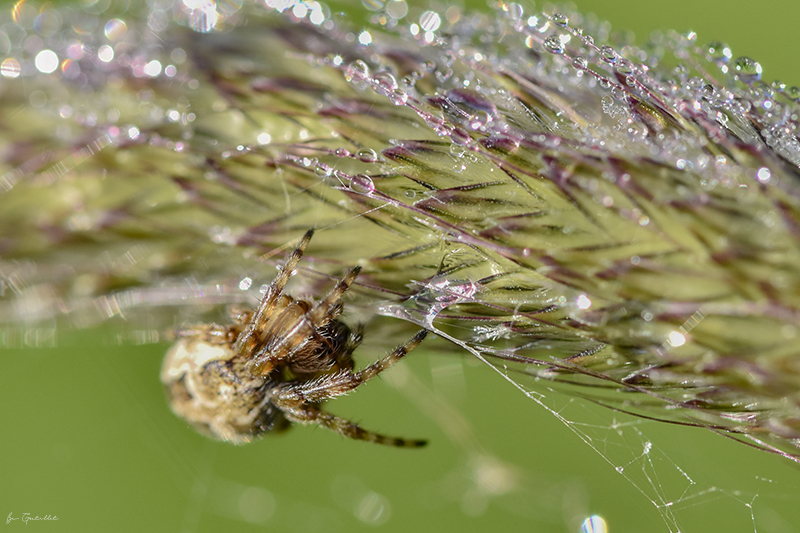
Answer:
[{"xmin": 161, "ymin": 230, "xmax": 428, "ymax": 447}]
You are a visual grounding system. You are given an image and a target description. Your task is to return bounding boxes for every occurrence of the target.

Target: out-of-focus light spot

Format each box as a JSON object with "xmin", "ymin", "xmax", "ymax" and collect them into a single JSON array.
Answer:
[
  {"xmin": 104, "ymin": 18, "xmax": 127, "ymax": 40},
  {"xmin": 185, "ymin": 0, "xmax": 219, "ymax": 33},
  {"xmin": 60, "ymin": 59, "xmax": 81, "ymax": 78},
  {"xmin": 1, "ymin": 58, "xmax": 21, "ymax": 78},
  {"xmin": 757, "ymin": 167, "xmax": 771, "ymax": 183},
  {"xmin": 308, "ymin": 3, "xmax": 325, "ymax": 25},
  {"xmin": 354, "ymin": 491, "xmax": 390, "ymax": 525},
  {"xmin": 98, "ymin": 45, "xmax": 114, "ymax": 63},
  {"xmin": 34, "ymin": 49, "xmax": 58, "ymax": 73},
  {"xmin": 257, "ymin": 132, "xmax": 272, "ymax": 145},
  {"xmin": 667, "ymin": 331, "xmax": 686, "ymax": 348},
  {"xmin": 239, "ymin": 277, "xmax": 252, "ymax": 290},
  {"xmin": 143, "ymin": 59, "xmax": 162, "ymax": 77},
  {"xmin": 66, "ymin": 40, "xmax": 85, "ymax": 60},
  {"xmin": 291, "ymin": 2, "xmax": 307, "ymax": 18},
  {"xmin": 265, "ymin": 0, "xmax": 293, "ymax": 11},
  {"xmin": 11, "ymin": 0, "xmax": 26, "ymax": 23},
  {"xmin": 164, "ymin": 64, "xmax": 177, "ymax": 77},
  {"xmin": 581, "ymin": 515, "xmax": 608, "ymax": 533},
  {"xmin": 358, "ymin": 31, "xmax": 372, "ymax": 45},
  {"xmin": 409, "ymin": 23, "xmax": 419, "ymax": 36},
  {"xmin": 419, "ymin": 10, "xmax": 441, "ymax": 32},
  {"xmin": 386, "ymin": 0, "xmax": 407, "ymax": 19},
  {"xmin": 576, "ymin": 294, "xmax": 592, "ymax": 310}
]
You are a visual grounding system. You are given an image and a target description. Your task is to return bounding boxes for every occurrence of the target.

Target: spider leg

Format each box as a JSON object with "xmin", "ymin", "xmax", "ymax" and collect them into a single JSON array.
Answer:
[
  {"xmin": 281, "ymin": 404, "xmax": 426, "ymax": 447},
  {"xmin": 246, "ymin": 266, "xmax": 362, "ymax": 374},
  {"xmin": 306, "ymin": 265, "xmax": 362, "ymax": 326},
  {"xmin": 234, "ymin": 230, "xmax": 314, "ymax": 355},
  {"xmin": 274, "ymin": 329, "xmax": 427, "ymax": 402}
]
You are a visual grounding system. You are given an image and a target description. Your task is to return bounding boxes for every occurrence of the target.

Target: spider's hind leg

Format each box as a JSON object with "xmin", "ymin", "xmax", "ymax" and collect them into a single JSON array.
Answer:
[
  {"xmin": 285, "ymin": 405, "xmax": 427, "ymax": 448},
  {"xmin": 272, "ymin": 329, "xmax": 429, "ymax": 446}
]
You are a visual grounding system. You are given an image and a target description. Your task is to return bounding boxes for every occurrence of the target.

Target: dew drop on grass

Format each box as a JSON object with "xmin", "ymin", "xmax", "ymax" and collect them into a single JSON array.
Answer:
[
  {"xmin": 734, "ymin": 56, "xmax": 762, "ymax": 82},
  {"xmin": 600, "ymin": 45, "xmax": 617, "ymax": 64},
  {"xmin": 350, "ymin": 174, "xmax": 375, "ymax": 194},
  {"xmin": 345, "ymin": 60, "xmax": 370, "ymax": 83},
  {"xmin": 552, "ymin": 13, "xmax": 569, "ymax": 27},
  {"xmin": 706, "ymin": 41, "xmax": 732, "ymax": 63},
  {"xmin": 543, "ymin": 36, "xmax": 564, "ymax": 55}
]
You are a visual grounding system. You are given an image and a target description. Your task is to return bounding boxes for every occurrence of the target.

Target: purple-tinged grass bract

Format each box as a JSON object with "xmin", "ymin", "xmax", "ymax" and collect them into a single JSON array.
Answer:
[{"xmin": 2, "ymin": 1, "xmax": 800, "ymax": 466}]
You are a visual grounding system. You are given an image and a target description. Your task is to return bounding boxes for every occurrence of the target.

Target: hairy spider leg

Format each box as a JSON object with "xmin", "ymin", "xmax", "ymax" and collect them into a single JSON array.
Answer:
[
  {"xmin": 233, "ymin": 229, "xmax": 314, "ymax": 356},
  {"xmin": 272, "ymin": 329, "xmax": 429, "ymax": 447}
]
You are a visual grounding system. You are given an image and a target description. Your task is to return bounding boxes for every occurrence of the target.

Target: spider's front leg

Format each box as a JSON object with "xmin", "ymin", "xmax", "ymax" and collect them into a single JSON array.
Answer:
[
  {"xmin": 233, "ymin": 229, "xmax": 314, "ymax": 357},
  {"xmin": 271, "ymin": 329, "xmax": 429, "ymax": 447},
  {"xmin": 244, "ymin": 264, "xmax": 365, "ymax": 377}
]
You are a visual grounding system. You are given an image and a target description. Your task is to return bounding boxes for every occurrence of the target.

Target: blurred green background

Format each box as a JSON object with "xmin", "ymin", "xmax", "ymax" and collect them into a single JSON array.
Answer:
[{"xmin": 2, "ymin": 0, "xmax": 800, "ymax": 532}]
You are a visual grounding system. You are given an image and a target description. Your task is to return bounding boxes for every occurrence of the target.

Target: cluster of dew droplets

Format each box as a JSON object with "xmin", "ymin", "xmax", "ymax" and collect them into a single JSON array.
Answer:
[{"xmin": 331, "ymin": 0, "xmax": 800, "ymax": 190}]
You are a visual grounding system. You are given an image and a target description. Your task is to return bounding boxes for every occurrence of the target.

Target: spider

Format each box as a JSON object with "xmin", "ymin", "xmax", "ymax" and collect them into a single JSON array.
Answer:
[{"xmin": 160, "ymin": 230, "xmax": 428, "ymax": 447}]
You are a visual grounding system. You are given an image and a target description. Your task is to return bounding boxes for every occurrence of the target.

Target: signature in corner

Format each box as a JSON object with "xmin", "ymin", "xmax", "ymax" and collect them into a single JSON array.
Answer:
[{"xmin": 6, "ymin": 512, "xmax": 59, "ymax": 525}]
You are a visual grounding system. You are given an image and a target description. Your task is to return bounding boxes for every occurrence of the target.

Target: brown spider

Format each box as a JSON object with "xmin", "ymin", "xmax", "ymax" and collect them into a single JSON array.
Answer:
[{"xmin": 160, "ymin": 230, "xmax": 428, "ymax": 447}]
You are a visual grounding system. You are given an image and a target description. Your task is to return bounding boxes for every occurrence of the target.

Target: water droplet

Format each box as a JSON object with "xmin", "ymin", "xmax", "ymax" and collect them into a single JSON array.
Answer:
[
  {"xmin": 734, "ymin": 57, "xmax": 761, "ymax": 82},
  {"xmin": 552, "ymin": 13, "xmax": 569, "ymax": 27},
  {"xmin": 706, "ymin": 41, "xmax": 731, "ymax": 63},
  {"xmin": 389, "ymin": 88, "xmax": 408, "ymax": 105},
  {"xmin": 469, "ymin": 110, "xmax": 492, "ymax": 130},
  {"xmin": 786, "ymin": 86, "xmax": 800, "ymax": 101},
  {"xmin": 572, "ymin": 56, "xmax": 588, "ymax": 69},
  {"xmin": 405, "ymin": 189, "xmax": 416, "ymax": 199},
  {"xmin": 372, "ymin": 71, "xmax": 398, "ymax": 97},
  {"xmin": 581, "ymin": 34, "xmax": 594, "ymax": 46},
  {"xmin": 357, "ymin": 148, "xmax": 379, "ymax": 162},
  {"xmin": 543, "ymin": 36, "xmax": 565, "ymax": 55},
  {"xmin": 616, "ymin": 59, "xmax": 635, "ymax": 75},
  {"xmin": 598, "ymin": 78, "xmax": 612, "ymax": 89},
  {"xmin": 350, "ymin": 174, "xmax": 375, "ymax": 194},
  {"xmin": 334, "ymin": 148, "xmax": 351, "ymax": 157},
  {"xmin": 600, "ymin": 46, "xmax": 617, "ymax": 64},
  {"xmin": 615, "ymin": 466, "xmax": 624, "ymax": 474},
  {"xmin": 435, "ymin": 68, "xmax": 453, "ymax": 82},
  {"xmin": 345, "ymin": 60, "xmax": 370, "ymax": 83},
  {"xmin": 315, "ymin": 164, "xmax": 333, "ymax": 178}
]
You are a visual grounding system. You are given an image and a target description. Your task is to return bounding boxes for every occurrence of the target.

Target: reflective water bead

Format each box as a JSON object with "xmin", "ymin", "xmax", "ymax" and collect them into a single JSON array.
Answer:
[
  {"xmin": 785, "ymin": 86, "xmax": 800, "ymax": 101},
  {"xmin": 344, "ymin": 60, "xmax": 370, "ymax": 83},
  {"xmin": 543, "ymin": 36, "xmax": 565, "ymax": 54},
  {"xmin": 350, "ymin": 174, "xmax": 375, "ymax": 193},
  {"xmin": 706, "ymin": 41, "xmax": 732, "ymax": 63},
  {"xmin": 372, "ymin": 71, "xmax": 398, "ymax": 96},
  {"xmin": 552, "ymin": 13, "xmax": 569, "ymax": 27},
  {"xmin": 389, "ymin": 88, "xmax": 408, "ymax": 105},
  {"xmin": 572, "ymin": 56, "xmax": 588, "ymax": 69},
  {"xmin": 616, "ymin": 59, "xmax": 635, "ymax": 75},
  {"xmin": 734, "ymin": 57, "xmax": 761, "ymax": 82},
  {"xmin": 357, "ymin": 148, "xmax": 379, "ymax": 162},
  {"xmin": 315, "ymin": 164, "xmax": 333, "ymax": 178},
  {"xmin": 600, "ymin": 46, "xmax": 617, "ymax": 64}
]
